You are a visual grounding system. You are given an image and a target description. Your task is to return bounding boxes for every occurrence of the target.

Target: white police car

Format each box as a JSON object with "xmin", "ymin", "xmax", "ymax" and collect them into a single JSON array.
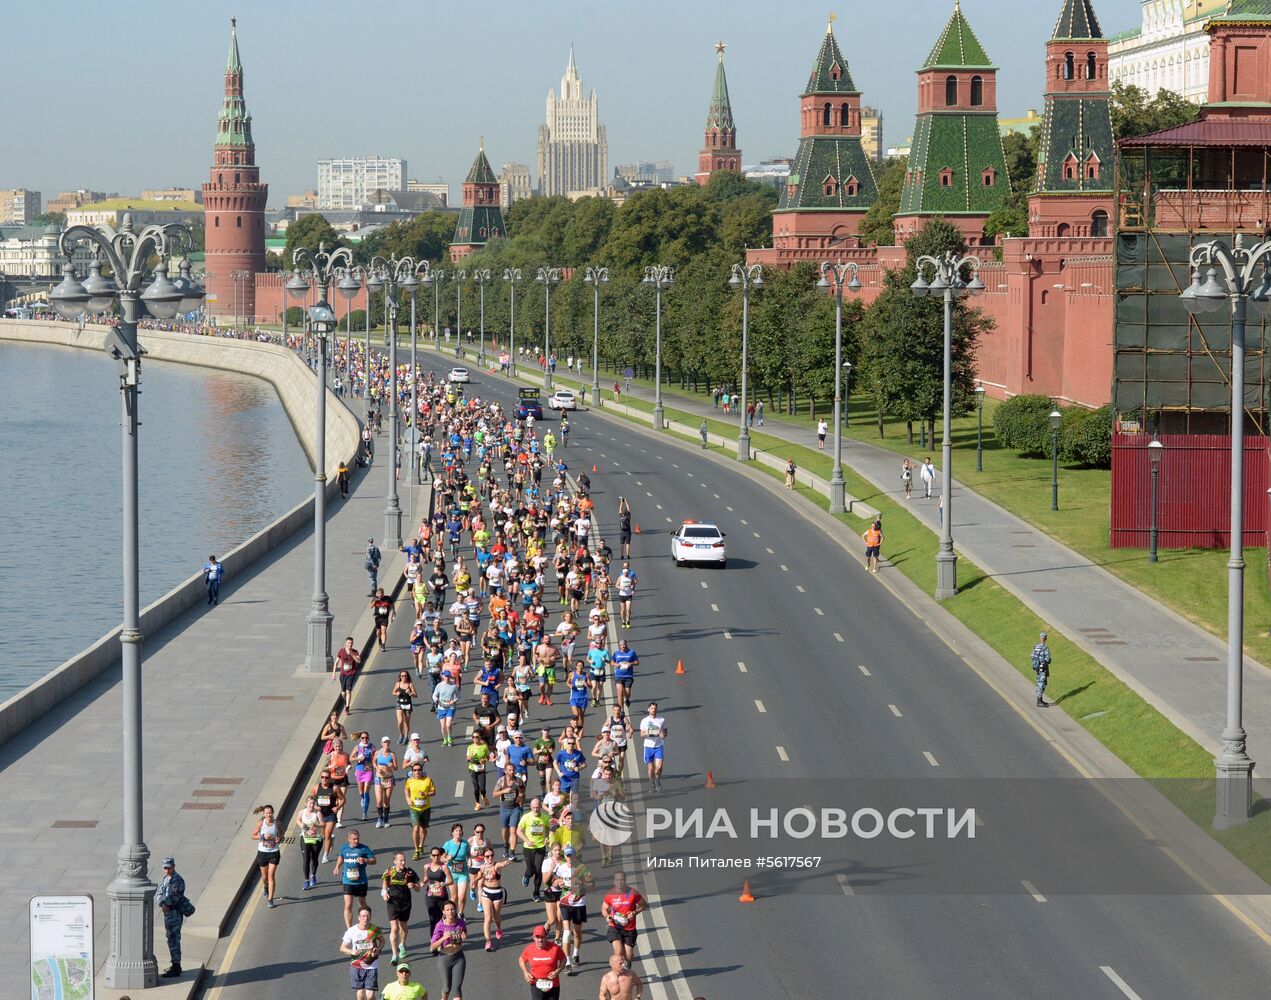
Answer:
[
  {"xmin": 671, "ymin": 520, "xmax": 727, "ymax": 567},
  {"xmin": 448, "ymin": 366, "xmax": 471, "ymax": 383}
]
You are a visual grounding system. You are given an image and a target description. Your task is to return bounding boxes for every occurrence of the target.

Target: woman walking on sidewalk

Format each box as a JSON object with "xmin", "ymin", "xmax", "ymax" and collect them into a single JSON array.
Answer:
[
  {"xmin": 251, "ymin": 804, "xmax": 281, "ymax": 908},
  {"xmin": 901, "ymin": 458, "xmax": 914, "ymax": 500}
]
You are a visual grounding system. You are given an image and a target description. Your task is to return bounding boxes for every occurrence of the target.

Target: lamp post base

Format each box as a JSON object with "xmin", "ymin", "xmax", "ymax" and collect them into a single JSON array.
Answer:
[
  {"xmin": 104, "ymin": 845, "xmax": 158, "ymax": 989},
  {"xmin": 384, "ymin": 500, "xmax": 403, "ymax": 551},
  {"xmin": 544, "ymin": 371, "xmax": 553, "ymax": 390},
  {"xmin": 737, "ymin": 428, "xmax": 751, "ymax": 461},
  {"xmin": 652, "ymin": 403, "xmax": 664, "ymax": 430},
  {"xmin": 935, "ymin": 548, "xmax": 958, "ymax": 600},
  {"xmin": 1214, "ymin": 746, "xmax": 1255, "ymax": 829},
  {"xmin": 304, "ymin": 601, "xmax": 334, "ymax": 672},
  {"xmin": 829, "ymin": 475, "xmax": 846, "ymax": 515},
  {"xmin": 593, "ymin": 380, "xmax": 601, "ymax": 408}
]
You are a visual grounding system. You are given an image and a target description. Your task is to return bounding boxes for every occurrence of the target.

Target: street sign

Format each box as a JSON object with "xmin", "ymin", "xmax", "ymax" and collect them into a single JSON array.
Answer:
[{"xmin": 30, "ymin": 895, "xmax": 93, "ymax": 1000}]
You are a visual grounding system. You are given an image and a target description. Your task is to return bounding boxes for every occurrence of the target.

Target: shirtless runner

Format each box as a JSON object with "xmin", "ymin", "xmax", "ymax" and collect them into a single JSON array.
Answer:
[{"xmin": 599, "ymin": 953, "xmax": 644, "ymax": 999}]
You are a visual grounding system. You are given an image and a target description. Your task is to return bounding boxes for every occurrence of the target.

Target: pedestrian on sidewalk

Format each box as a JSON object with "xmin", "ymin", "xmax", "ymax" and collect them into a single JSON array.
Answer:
[
  {"xmin": 817, "ymin": 418, "xmax": 828, "ymax": 450},
  {"xmin": 901, "ymin": 458, "xmax": 914, "ymax": 500},
  {"xmin": 756, "ymin": 399, "xmax": 764, "ymax": 426},
  {"xmin": 721, "ymin": 390, "xmax": 731, "ymax": 414},
  {"xmin": 712, "ymin": 387, "xmax": 720, "ymax": 408},
  {"xmin": 338, "ymin": 461, "xmax": 351, "ymax": 499},
  {"xmin": 613, "ymin": 381, "xmax": 621, "ymax": 402},
  {"xmin": 1031, "ymin": 632, "xmax": 1052, "ymax": 708},
  {"xmin": 203, "ymin": 555, "xmax": 225, "ymax": 606},
  {"xmin": 747, "ymin": 401, "xmax": 755, "ymax": 427},
  {"xmin": 862, "ymin": 521, "xmax": 883, "ymax": 574},
  {"xmin": 365, "ymin": 539, "xmax": 382, "ymax": 596},
  {"xmin": 157, "ymin": 856, "xmax": 191, "ymax": 978},
  {"xmin": 784, "ymin": 458, "xmax": 797, "ymax": 490},
  {"xmin": 699, "ymin": 420, "xmax": 709, "ymax": 449},
  {"xmin": 920, "ymin": 457, "xmax": 936, "ymax": 499}
]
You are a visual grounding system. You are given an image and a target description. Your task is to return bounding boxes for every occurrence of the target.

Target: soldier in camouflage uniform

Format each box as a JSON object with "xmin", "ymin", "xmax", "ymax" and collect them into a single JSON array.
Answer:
[
  {"xmin": 157, "ymin": 856, "xmax": 187, "ymax": 978},
  {"xmin": 1031, "ymin": 632, "xmax": 1052, "ymax": 708}
]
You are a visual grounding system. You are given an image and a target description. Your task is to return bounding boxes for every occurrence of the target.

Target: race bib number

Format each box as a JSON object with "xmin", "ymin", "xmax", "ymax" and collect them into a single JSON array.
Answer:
[{"xmin": 535, "ymin": 979, "xmax": 556, "ymax": 991}]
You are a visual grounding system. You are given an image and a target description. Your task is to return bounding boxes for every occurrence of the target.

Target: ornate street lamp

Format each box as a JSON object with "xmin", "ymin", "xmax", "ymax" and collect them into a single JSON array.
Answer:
[
  {"xmin": 1179, "ymin": 235, "xmax": 1271, "ymax": 828},
  {"xmin": 52, "ymin": 214, "xmax": 200, "ymax": 989},
  {"xmin": 729, "ymin": 264, "xmax": 764, "ymax": 461},
  {"xmin": 584, "ymin": 266, "xmax": 609, "ymax": 407},
  {"xmin": 910, "ymin": 252, "xmax": 985, "ymax": 599},
  {"xmin": 451, "ymin": 268, "xmax": 468, "ymax": 358},
  {"xmin": 974, "ymin": 383, "xmax": 986, "ymax": 472},
  {"xmin": 472, "ymin": 268, "xmax": 492, "ymax": 366},
  {"xmin": 504, "ymin": 268, "xmax": 523, "ymax": 375},
  {"xmin": 406, "ymin": 261, "xmax": 434, "ymax": 482},
  {"xmin": 818, "ymin": 262, "xmax": 861, "ymax": 512},
  {"xmin": 1049, "ymin": 409, "xmax": 1062, "ymax": 511},
  {"xmin": 537, "ymin": 266, "xmax": 562, "ymax": 388},
  {"xmin": 643, "ymin": 264, "xmax": 674, "ymax": 429},
  {"xmin": 1148, "ymin": 439, "xmax": 1164, "ymax": 564}
]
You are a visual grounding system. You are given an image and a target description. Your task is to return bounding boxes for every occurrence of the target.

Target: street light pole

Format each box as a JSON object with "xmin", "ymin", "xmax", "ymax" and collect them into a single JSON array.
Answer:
[
  {"xmin": 537, "ymin": 267, "xmax": 561, "ymax": 388},
  {"xmin": 844, "ymin": 361, "xmax": 852, "ymax": 428},
  {"xmin": 584, "ymin": 266, "xmax": 608, "ymax": 407},
  {"xmin": 430, "ymin": 267, "xmax": 446, "ymax": 349},
  {"xmin": 1049, "ymin": 409, "xmax": 1062, "ymax": 511},
  {"xmin": 286, "ymin": 244, "xmax": 359, "ymax": 675},
  {"xmin": 472, "ymin": 268, "xmax": 491, "ymax": 366},
  {"xmin": 975, "ymin": 383, "xmax": 986, "ymax": 471},
  {"xmin": 911, "ymin": 251, "xmax": 986, "ymax": 600},
  {"xmin": 1180, "ymin": 236, "xmax": 1271, "ymax": 828},
  {"xmin": 408, "ymin": 262, "xmax": 432, "ymax": 483},
  {"xmin": 452, "ymin": 269, "xmax": 467, "ymax": 358},
  {"xmin": 729, "ymin": 263, "xmax": 764, "ymax": 461},
  {"xmin": 1148, "ymin": 439, "xmax": 1164, "ymax": 564},
  {"xmin": 818, "ymin": 262, "xmax": 862, "ymax": 512},
  {"xmin": 504, "ymin": 268, "xmax": 523, "ymax": 376},
  {"xmin": 54, "ymin": 214, "xmax": 202, "ymax": 988},
  {"xmin": 643, "ymin": 264, "xmax": 673, "ymax": 430}
]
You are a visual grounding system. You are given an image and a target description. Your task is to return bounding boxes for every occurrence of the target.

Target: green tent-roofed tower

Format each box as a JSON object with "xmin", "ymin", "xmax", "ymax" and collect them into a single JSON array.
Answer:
[
  {"xmin": 1030, "ymin": 0, "xmax": 1115, "ymax": 238},
  {"xmin": 696, "ymin": 42, "xmax": 743, "ymax": 184},
  {"xmin": 895, "ymin": 1, "xmax": 1011, "ymax": 245},
  {"xmin": 451, "ymin": 141, "xmax": 505, "ymax": 262},
  {"xmin": 769, "ymin": 18, "xmax": 878, "ymax": 247}
]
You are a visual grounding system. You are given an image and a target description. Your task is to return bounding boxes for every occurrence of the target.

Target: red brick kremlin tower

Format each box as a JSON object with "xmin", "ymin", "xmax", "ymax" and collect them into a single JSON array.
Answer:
[
  {"xmin": 695, "ymin": 42, "xmax": 743, "ymax": 184},
  {"xmin": 202, "ymin": 18, "xmax": 267, "ymax": 322},
  {"xmin": 450, "ymin": 141, "xmax": 504, "ymax": 262}
]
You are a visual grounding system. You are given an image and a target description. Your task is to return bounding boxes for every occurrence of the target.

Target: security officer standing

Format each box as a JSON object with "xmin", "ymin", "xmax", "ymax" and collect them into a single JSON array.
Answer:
[
  {"xmin": 699, "ymin": 420, "xmax": 709, "ymax": 449},
  {"xmin": 157, "ymin": 856, "xmax": 188, "ymax": 978},
  {"xmin": 1031, "ymin": 631, "xmax": 1052, "ymax": 708}
]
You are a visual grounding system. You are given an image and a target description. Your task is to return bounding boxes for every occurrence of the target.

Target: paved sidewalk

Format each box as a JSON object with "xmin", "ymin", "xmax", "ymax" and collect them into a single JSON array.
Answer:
[
  {"xmin": 0, "ymin": 428, "xmax": 425, "ymax": 989},
  {"xmin": 569, "ymin": 372, "xmax": 1271, "ymax": 767}
]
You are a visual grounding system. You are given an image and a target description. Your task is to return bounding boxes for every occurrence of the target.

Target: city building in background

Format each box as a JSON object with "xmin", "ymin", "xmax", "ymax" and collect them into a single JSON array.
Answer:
[
  {"xmin": 537, "ymin": 46, "xmax": 608, "ymax": 197},
  {"xmin": 45, "ymin": 190, "xmax": 110, "ymax": 215},
  {"xmin": 894, "ymin": 0, "xmax": 1012, "ymax": 244},
  {"xmin": 66, "ymin": 199, "xmax": 203, "ymax": 229},
  {"xmin": 1107, "ymin": 0, "xmax": 1224, "ymax": 103},
  {"xmin": 498, "ymin": 164, "xmax": 533, "ymax": 208},
  {"xmin": 860, "ymin": 106, "xmax": 884, "ymax": 160},
  {"xmin": 0, "ymin": 189, "xmax": 41, "ymax": 225},
  {"xmin": 743, "ymin": 158, "xmax": 793, "ymax": 191},
  {"xmin": 317, "ymin": 156, "xmax": 406, "ymax": 210},
  {"xmin": 286, "ymin": 190, "xmax": 319, "ymax": 209},
  {"xmin": 202, "ymin": 17, "xmax": 268, "ymax": 322},
  {"xmin": 1000, "ymin": 108, "xmax": 1044, "ymax": 136},
  {"xmin": 696, "ymin": 42, "xmax": 743, "ymax": 185},
  {"xmin": 0, "ymin": 223, "xmax": 92, "ymax": 278},
  {"xmin": 140, "ymin": 187, "xmax": 202, "ymax": 203},
  {"xmin": 747, "ymin": 19, "xmax": 879, "ymax": 267},
  {"xmin": 451, "ymin": 142, "xmax": 504, "ymax": 261},
  {"xmin": 407, "ymin": 180, "xmax": 450, "ymax": 206},
  {"xmin": 366, "ymin": 189, "xmax": 448, "ymax": 214},
  {"xmin": 614, "ymin": 161, "xmax": 675, "ymax": 185}
]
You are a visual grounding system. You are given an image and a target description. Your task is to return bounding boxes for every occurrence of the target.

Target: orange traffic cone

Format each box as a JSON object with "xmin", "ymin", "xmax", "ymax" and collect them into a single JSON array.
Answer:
[
  {"xmin": 592, "ymin": 463, "xmax": 598, "ymax": 473},
  {"xmin": 705, "ymin": 770, "xmax": 716, "ymax": 789},
  {"xmin": 634, "ymin": 523, "xmax": 641, "ymax": 534},
  {"xmin": 739, "ymin": 881, "xmax": 756, "ymax": 903},
  {"xmin": 675, "ymin": 659, "xmax": 685, "ymax": 675}
]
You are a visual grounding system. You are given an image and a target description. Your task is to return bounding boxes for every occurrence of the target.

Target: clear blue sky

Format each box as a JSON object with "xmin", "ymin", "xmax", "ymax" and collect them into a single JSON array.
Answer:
[{"xmin": 7, "ymin": 0, "xmax": 1138, "ymax": 205}]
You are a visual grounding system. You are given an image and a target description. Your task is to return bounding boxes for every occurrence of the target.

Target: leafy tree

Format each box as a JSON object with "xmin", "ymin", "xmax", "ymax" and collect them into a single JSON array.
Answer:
[
  {"xmin": 284, "ymin": 214, "xmax": 343, "ymax": 267},
  {"xmin": 858, "ymin": 219, "xmax": 990, "ymax": 440},
  {"xmin": 1110, "ymin": 81, "xmax": 1196, "ymax": 139},
  {"xmin": 355, "ymin": 212, "xmax": 454, "ymax": 265},
  {"xmin": 31, "ymin": 211, "xmax": 67, "ymax": 228},
  {"xmin": 857, "ymin": 156, "xmax": 908, "ymax": 248}
]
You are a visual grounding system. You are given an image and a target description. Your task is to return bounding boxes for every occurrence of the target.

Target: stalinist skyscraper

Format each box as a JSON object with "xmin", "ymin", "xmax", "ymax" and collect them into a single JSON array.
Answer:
[{"xmin": 536, "ymin": 46, "xmax": 608, "ymax": 197}]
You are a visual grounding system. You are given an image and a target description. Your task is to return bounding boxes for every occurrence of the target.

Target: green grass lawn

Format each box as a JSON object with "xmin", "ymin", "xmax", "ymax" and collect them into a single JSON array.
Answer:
[{"xmin": 561, "ymin": 365, "xmax": 1271, "ymax": 668}]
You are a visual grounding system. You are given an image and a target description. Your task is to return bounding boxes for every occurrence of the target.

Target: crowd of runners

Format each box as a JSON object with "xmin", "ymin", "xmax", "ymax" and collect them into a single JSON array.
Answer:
[{"xmin": 284, "ymin": 355, "xmax": 652, "ymax": 1000}]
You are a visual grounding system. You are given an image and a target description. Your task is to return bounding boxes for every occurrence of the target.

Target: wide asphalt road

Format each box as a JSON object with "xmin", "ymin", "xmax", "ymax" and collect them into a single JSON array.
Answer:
[{"xmin": 200, "ymin": 353, "xmax": 1271, "ymax": 1000}]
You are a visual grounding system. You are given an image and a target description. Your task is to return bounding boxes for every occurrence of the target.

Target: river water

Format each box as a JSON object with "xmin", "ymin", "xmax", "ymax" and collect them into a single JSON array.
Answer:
[{"xmin": 0, "ymin": 341, "xmax": 313, "ymax": 699}]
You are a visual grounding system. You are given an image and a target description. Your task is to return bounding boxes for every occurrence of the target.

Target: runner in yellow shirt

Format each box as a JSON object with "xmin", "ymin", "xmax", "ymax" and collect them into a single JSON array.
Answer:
[
  {"xmin": 404, "ymin": 763, "xmax": 436, "ymax": 861},
  {"xmin": 517, "ymin": 798, "xmax": 552, "ymax": 901},
  {"xmin": 382, "ymin": 962, "xmax": 426, "ymax": 999}
]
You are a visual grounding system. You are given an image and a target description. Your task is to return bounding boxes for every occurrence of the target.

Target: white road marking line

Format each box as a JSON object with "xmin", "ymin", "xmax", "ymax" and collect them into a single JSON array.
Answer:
[
  {"xmin": 672, "ymin": 463, "xmax": 679, "ymax": 468},
  {"xmin": 923, "ymin": 751, "xmax": 939, "ymax": 767},
  {"xmin": 780, "ymin": 564, "xmax": 789, "ymax": 572},
  {"xmin": 776, "ymin": 746, "xmax": 790, "ymax": 762},
  {"xmin": 755, "ymin": 700, "xmax": 767, "ymax": 713},
  {"xmin": 723, "ymin": 630, "xmax": 733, "ymax": 639},
  {"xmin": 834, "ymin": 632, "xmax": 845, "ymax": 642},
  {"xmin": 1100, "ymin": 967, "xmax": 1143, "ymax": 1000},
  {"xmin": 700, "ymin": 581, "xmax": 708, "ymax": 589},
  {"xmin": 665, "ymin": 517, "xmax": 672, "ymax": 523},
  {"xmin": 601, "ymin": 453, "xmax": 608, "ymax": 458},
  {"xmin": 857, "ymin": 664, "xmax": 871, "ymax": 676},
  {"xmin": 737, "ymin": 661, "xmax": 748, "ymax": 673},
  {"xmin": 646, "ymin": 491, "xmax": 653, "ymax": 497},
  {"xmin": 727, "ymin": 506, "xmax": 735, "ymax": 512},
  {"xmin": 637, "ymin": 480, "xmax": 643, "ymax": 485},
  {"xmin": 1021, "ymin": 880, "xmax": 1046, "ymax": 902},
  {"xmin": 685, "ymin": 471, "xmax": 693, "ymax": 477},
  {"xmin": 889, "ymin": 704, "xmax": 903, "ymax": 718},
  {"xmin": 656, "ymin": 504, "xmax": 663, "ymax": 510},
  {"xmin": 713, "ymin": 493, "xmax": 720, "ymax": 499},
  {"xmin": 641, "ymin": 449, "xmax": 647, "ymax": 453},
  {"xmin": 740, "ymin": 518, "xmax": 748, "ymax": 525},
  {"xmin": 813, "ymin": 607, "xmax": 824, "ymax": 616},
  {"xmin": 836, "ymin": 873, "xmax": 854, "ymax": 896},
  {"xmin": 753, "ymin": 532, "xmax": 760, "ymax": 538},
  {"xmin": 455, "ymin": 780, "xmax": 466, "ymax": 798},
  {"xmin": 796, "ymin": 585, "xmax": 805, "ymax": 592},
  {"xmin": 464, "ymin": 725, "xmax": 474, "ymax": 735},
  {"xmin": 710, "ymin": 603, "xmax": 719, "ymax": 612}
]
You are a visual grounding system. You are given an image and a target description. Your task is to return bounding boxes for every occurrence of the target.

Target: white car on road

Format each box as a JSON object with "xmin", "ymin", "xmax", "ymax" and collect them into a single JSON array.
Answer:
[
  {"xmin": 548, "ymin": 388, "xmax": 578, "ymax": 410},
  {"xmin": 671, "ymin": 520, "xmax": 727, "ymax": 567},
  {"xmin": 448, "ymin": 366, "xmax": 471, "ymax": 384}
]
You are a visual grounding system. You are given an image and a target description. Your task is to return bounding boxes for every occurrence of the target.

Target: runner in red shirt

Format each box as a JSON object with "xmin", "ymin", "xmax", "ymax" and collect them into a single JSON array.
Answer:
[
  {"xmin": 601, "ymin": 872, "xmax": 646, "ymax": 970},
  {"xmin": 518, "ymin": 925, "xmax": 566, "ymax": 998},
  {"xmin": 334, "ymin": 636, "xmax": 362, "ymax": 716}
]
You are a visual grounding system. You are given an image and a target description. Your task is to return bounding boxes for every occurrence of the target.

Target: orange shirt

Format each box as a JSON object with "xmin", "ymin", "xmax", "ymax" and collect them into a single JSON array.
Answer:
[{"xmin": 329, "ymin": 751, "xmax": 350, "ymax": 780}]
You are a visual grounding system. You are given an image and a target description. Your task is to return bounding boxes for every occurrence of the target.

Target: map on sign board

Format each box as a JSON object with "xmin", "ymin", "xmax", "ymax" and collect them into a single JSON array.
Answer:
[{"xmin": 30, "ymin": 895, "xmax": 93, "ymax": 1000}]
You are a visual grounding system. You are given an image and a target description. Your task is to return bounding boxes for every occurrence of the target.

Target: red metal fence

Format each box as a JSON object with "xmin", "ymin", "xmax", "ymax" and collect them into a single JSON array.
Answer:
[{"xmin": 1110, "ymin": 433, "xmax": 1270, "ymax": 548}]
